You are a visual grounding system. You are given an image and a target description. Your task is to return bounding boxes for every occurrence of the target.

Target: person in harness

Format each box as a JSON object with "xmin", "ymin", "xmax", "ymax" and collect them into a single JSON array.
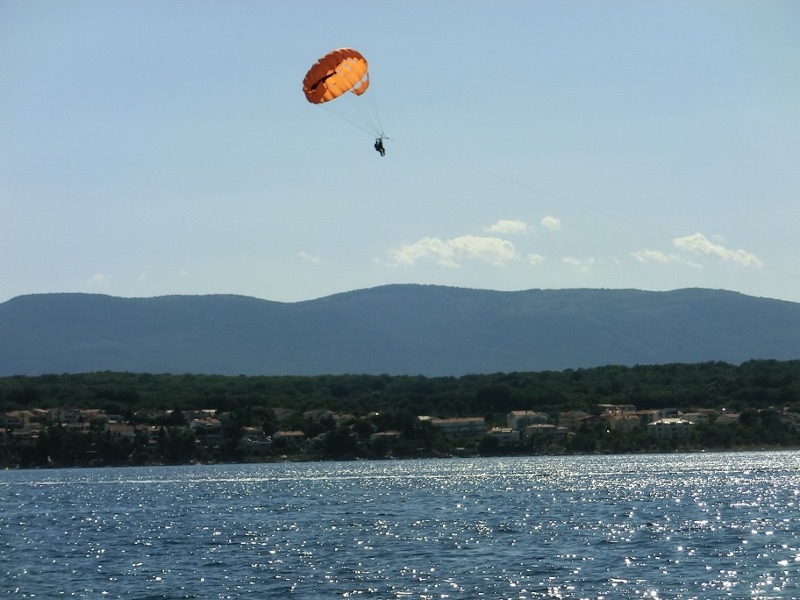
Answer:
[{"xmin": 374, "ymin": 137, "xmax": 386, "ymax": 157}]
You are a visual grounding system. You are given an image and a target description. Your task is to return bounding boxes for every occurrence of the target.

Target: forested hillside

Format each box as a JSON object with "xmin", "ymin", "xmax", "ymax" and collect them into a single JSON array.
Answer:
[
  {"xmin": 2, "ymin": 360, "xmax": 798, "ymax": 417},
  {"xmin": 2, "ymin": 286, "xmax": 799, "ymax": 376}
]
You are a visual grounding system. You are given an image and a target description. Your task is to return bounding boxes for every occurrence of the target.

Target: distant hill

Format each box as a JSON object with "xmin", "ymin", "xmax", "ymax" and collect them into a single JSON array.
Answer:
[{"xmin": 1, "ymin": 286, "xmax": 798, "ymax": 377}]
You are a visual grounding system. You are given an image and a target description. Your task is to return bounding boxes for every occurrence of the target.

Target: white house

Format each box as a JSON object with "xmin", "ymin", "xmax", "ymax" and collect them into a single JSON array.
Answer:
[
  {"xmin": 3, "ymin": 410, "xmax": 28, "ymax": 428},
  {"xmin": 647, "ymin": 418, "xmax": 694, "ymax": 439},
  {"xmin": 558, "ymin": 410, "xmax": 590, "ymax": 430},
  {"xmin": 486, "ymin": 427, "xmax": 520, "ymax": 446},
  {"xmin": 680, "ymin": 411, "xmax": 711, "ymax": 425},
  {"xmin": 507, "ymin": 411, "xmax": 550, "ymax": 430},
  {"xmin": 524, "ymin": 423, "xmax": 570, "ymax": 441},
  {"xmin": 106, "ymin": 423, "xmax": 136, "ymax": 440},
  {"xmin": 605, "ymin": 413, "xmax": 642, "ymax": 432}
]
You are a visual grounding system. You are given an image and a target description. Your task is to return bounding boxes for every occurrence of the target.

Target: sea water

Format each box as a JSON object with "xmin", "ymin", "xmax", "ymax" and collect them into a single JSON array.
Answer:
[{"xmin": 2, "ymin": 452, "xmax": 799, "ymax": 598}]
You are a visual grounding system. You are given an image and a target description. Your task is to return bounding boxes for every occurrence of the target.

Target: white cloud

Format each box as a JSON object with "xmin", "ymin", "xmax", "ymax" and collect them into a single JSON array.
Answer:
[
  {"xmin": 137, "ymin": 272, "xmax": 148, "ymax": 282},
  {"xmin": 486, "ymin": 219, "xmax": 530, "ymax": 235},
  {"xmin": 89, "ymin": 273, "xmax": 106, "ymax": 283},
  {"xmin": 541, "ymin": 216, "xmax": 561, "ymax": 231},
  {"xmin": 527, "ymin": 253, "xmax": 546, "ymax": 266},
  {"xmin": 673, "ymin": 232, "xmax": 763, "ymax": 267},
  {"xmin": 298, "ymin": 251, "xmax": 321, "ymax": 264},
  {"xmin": 562, "ymin": 256, "xmax": 594, "ymax": 272},
  {"xmin": 630, "ymin": 249, "xmax": 674, "ymax": 264},
  {"xmin": 391, "ymin": 235, "xmax": 518, "ymax": 268}
]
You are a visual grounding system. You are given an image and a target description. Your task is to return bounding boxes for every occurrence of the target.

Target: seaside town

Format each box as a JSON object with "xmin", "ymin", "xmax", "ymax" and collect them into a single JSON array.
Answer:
[{"xmin": 4, "ymin": 400, "xmax": 799, "ymax": 468}]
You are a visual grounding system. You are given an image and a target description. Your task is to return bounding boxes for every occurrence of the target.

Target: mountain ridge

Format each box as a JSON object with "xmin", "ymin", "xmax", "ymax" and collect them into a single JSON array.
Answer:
[{"xmin": 1, "ymin": 285, "xmax": 798, "ymax": 377}]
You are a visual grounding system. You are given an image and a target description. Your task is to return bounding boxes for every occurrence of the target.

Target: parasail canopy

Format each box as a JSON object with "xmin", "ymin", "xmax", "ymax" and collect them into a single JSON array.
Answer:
[{"xmin": 303, "ymin": 48, "xmax": 370, "ymax": 105}]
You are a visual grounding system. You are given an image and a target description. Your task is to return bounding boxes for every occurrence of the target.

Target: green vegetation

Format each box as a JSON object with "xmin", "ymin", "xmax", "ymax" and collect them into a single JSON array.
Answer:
[{"xmin": 1, "ymin": 359, "xmax": 799, "ymax": 468}]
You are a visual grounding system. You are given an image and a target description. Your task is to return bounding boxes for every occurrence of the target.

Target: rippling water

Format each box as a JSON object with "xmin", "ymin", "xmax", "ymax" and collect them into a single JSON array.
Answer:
[{"xmin": 2, "ymin": 452, "xmax": 799, "ymax": 598}]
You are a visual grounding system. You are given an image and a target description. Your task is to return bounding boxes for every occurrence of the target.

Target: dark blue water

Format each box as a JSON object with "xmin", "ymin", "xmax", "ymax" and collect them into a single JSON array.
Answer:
[{"xmin": 2, "ymin": 452, "xmax": 799, "ymax": 598}]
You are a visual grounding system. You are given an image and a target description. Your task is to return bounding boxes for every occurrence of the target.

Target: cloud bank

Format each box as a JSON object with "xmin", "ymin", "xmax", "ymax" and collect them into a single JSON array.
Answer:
[
  {"xmin": 631, "ymin": 232, "xmax": 763, "ymax": 268},
  {"xmin": 541, "ymin": 216, "xmax": 561, "ymax": 231},
  {"xmin": 391, "ymin": 235, "xmax": 518, "ymax": 268},
  {"xmin": 485, "ymin": 219, "xmax": 530, "ymax": 235},
  {"xmin": 386, "ymin": 218, "xmax": 763, "ymax": 284},
  {"xmin": 673, "ymin": 233, "xmax": 763, "ymax": 267}
]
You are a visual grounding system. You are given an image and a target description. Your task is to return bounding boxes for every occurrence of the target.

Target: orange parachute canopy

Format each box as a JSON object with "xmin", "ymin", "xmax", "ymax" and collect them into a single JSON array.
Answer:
[{"xmin": 303, "ymin": 48, "xmax": 369, "ymax": 104}]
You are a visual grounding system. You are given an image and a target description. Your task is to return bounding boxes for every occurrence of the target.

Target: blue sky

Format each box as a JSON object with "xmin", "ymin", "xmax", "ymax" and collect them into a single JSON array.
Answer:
[{"xmin": 2, "ymin": 1, "xmax": 799, "ymax": 304}]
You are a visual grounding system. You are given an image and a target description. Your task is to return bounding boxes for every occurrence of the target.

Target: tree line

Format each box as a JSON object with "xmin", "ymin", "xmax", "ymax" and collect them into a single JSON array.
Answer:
[{"xmin": 3, "ymin": 360, "xmax": 798, "ymax": 416}]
